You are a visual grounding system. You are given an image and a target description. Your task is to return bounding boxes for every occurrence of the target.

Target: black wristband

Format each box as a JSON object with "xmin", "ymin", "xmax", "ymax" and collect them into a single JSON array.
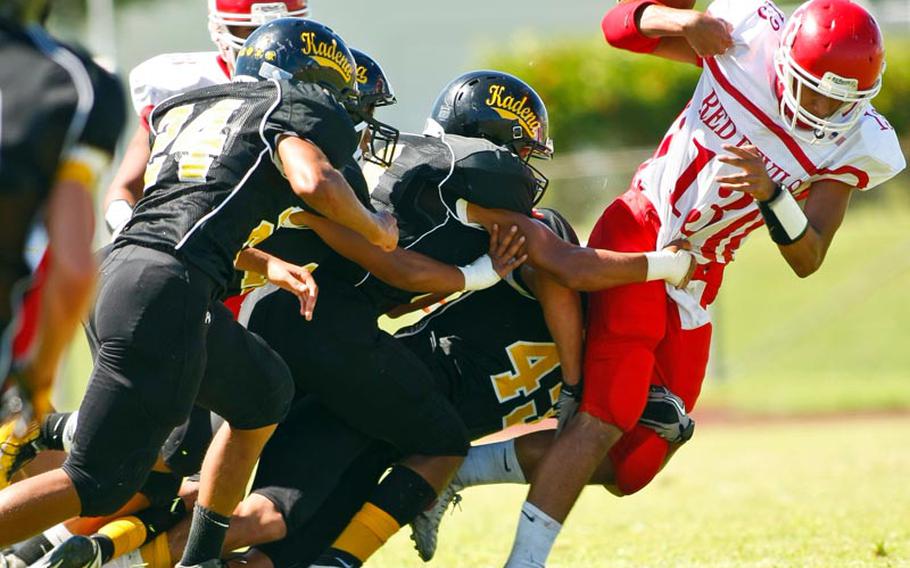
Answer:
[
  {"xmin": 757, "ymin": 185, "xmax": 808, "ymax": 245},
  {"xmin": 561, "ymin": 380, "xmax": 583, "ymax": 400}
]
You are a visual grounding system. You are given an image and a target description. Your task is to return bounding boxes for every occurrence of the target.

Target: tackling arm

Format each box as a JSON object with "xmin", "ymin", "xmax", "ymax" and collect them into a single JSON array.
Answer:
[
  {"xmin": 277, "ymin": 136, "xmax": 398, "ymax": 252},
  {"xmin": 287, "ymin": 211, "xmax": 525, "ymax": 294},
  {"xmin": 463, "ymin": 203, "xmax": 692, "ymax": 291}
]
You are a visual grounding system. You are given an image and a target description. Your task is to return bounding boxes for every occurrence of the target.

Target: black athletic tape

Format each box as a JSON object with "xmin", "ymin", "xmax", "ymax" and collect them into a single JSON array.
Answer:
[{"xmin": 758, "ymin": 185, "xmax": 808, "ymax": 245}]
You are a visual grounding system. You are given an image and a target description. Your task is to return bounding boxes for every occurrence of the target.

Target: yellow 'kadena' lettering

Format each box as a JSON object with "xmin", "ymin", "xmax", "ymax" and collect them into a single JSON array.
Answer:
[
  {"xmin": 484, "ymin": 85, "xmax": 542, "ymax": 139},
  {"xmin": 490, "ymin": 341, "xmax": 560, "ymax": 403}
]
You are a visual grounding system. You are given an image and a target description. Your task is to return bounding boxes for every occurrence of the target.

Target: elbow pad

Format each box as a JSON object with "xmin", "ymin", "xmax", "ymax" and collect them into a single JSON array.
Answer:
[{"xmin": 602, "ymin": 0, "xmax": 662, "ymax": 54}]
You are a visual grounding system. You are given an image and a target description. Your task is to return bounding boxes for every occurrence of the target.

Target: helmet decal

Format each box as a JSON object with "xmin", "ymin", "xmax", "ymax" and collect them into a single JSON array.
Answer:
[
  {"xmin": 485, "ymin": 85, "xmax": 544, "ymax": 142},
  {"xmin": 299, "ymin": 32, "xmax": 355, "ymax": 86}
]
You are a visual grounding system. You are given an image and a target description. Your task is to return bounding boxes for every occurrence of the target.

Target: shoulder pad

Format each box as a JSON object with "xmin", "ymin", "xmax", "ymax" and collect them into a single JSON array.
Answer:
[
  {"xmin": 445, "ymin": 134, "xmax": 536, "ymax": 214},
  {"xmin": 128, "ymin": 51, "xmax": 228, "ymax": 116}
]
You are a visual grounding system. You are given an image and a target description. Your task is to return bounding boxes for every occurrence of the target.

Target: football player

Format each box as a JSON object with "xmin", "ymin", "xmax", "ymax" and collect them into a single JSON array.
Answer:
[
  {"xmin": 0, "ymin": 19, "xmax": 396, "ymax": 568},
  {"xmin": 0, "ymin": 0, "xmax": 126, "ymax": 425},
  {"xmin": 266, "ymin": 70, "xmax": 695, "ymax": 568},
  {"xmin": 103, "ymin": 0, "xmax": 309, "ymax": 238},
  {"xmin": 500, "ymin": 0, "xmax": 906, "ymax": 565}
]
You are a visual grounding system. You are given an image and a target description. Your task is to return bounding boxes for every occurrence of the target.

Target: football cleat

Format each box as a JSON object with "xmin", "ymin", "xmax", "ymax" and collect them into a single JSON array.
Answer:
[
  {"xmin": 30, "ymin": 536, "xmax": 100, "ymax": 568},
  {"xmin": 638, "ymin": 385, "xmax": 695, "ymax": 444},
  {"xmin": 1, "ymin": 551, "xmax": 28, "ymax": 568},
  {"xmin": 0, "ymin": 419, "xmax": 43, "ymax": 489},
  {"xmin": 409, "ymin": 479, "xmax": 464, "ymax": 562}
]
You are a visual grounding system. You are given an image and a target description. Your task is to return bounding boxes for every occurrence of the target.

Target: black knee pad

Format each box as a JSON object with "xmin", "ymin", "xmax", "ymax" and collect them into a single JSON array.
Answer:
[
  {"xmin": 139, "ymin": 471, "xmax": 181, "ymax": 508},
  {"xmin": 63, "ymin": 446, "xmax": 159, "ymax": 517},
  {"xmin": 408, "ymin": 397, "xmax": 470, "ymax": 457}
]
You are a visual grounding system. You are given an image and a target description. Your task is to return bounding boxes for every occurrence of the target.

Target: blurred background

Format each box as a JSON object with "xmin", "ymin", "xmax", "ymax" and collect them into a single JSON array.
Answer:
[{"xmin": 44, "ymin": 1, "xmax": 910, "ymax": 565}]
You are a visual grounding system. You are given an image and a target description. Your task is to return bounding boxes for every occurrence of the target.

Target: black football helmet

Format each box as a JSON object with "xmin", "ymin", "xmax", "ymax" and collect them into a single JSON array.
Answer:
[
  {"xmin": 349, "ymin": 48, "xmax": 399, "ymax": 168},
  {"xmin": 350, "ymin": 48, "xmax": 396, "ymax": 110},
  {"xmin": 233, "ymin": 18, "xmax": 358, "ymax": 107},
  {"xmin": 429, "ymin": 70, "xmax": 554, "ymax": 203}
]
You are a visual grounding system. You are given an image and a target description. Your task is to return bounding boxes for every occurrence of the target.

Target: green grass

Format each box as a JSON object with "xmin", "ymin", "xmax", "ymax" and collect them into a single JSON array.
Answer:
[
  {"xmin": 372, "ymin": 416, "xmax": 910, "ymax": 567},
  {"xmin": 694, "ymin": 205, "xmax": 910, "ymax": 414}
]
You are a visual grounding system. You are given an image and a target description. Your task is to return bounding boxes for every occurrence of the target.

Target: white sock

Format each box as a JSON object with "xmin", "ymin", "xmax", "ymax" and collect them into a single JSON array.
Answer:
[
  {"xmin": 456, "ymin": 439, "xmax": 526, "ymax": 487},
  {"xmin": 43, "ymin": 523, "xmax": 74, "ymax": 546},
  {"xmin": 504, "ymin": 501, "xmax": 562, "ymax": 568}
]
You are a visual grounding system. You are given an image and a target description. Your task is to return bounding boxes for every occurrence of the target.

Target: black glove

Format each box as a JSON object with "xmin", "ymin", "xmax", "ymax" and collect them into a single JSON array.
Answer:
[{"xmin": 555, "ymin": 379, "xmax": 583, "ymax": 436}]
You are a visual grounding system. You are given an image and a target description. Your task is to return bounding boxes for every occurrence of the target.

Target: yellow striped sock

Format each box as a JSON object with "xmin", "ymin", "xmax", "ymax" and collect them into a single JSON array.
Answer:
[
  {"xmin": 97, "ymin": 516, "xmax": 147, "ymax": 559},
  {"xmin": 331, "ymin": 502, "xmax": 401, "ymax": 562}
]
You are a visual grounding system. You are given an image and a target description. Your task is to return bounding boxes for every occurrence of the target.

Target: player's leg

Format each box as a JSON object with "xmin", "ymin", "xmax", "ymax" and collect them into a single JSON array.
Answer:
[
  {"xmin": 303, "ymin": 331, "xmax": 466, "ymax": 567},
  {"xmin": 246, "ymin": 281, "xmax": 469, "ymax": 567},
  {"xmin": 505, "ymin": 192, "xmax": 667, "ymax": 567},
  {"xmin": 254, "ymin": 440, "xmax": 395, "ymax": 568},
  {"xmin": 178, "ymin": 302, "xmax": 293, "ymax": 567},
  {"xmin": 0, "ymin": 245, "xmax": 209, "ymax": 546},
  {"xmin": 606, "ymin": 302, "xmax": 711, "ymax": 496}
]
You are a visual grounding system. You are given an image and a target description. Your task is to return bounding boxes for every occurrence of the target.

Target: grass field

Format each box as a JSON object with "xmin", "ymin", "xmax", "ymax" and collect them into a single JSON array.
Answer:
[{"xmin": 372, "ymin": 415, "xmax": 910, "ymax": 567}]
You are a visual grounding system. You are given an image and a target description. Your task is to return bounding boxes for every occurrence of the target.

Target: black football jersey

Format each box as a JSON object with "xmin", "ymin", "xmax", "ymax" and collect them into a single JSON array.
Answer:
[
  {"xmin": 0, "ymin": 20, "xmax": 125, "ymax": 199},
  {"xmin": 321, "ymin": 132, "xmax": 539, "ymax": 312},
  {"xmin": 227, "ymin": 157, "xmax": 371, "ymax": 296},
  {"xmin": 396, "ymin": 276, "xmax": 560, "ymax": 439},
  {"xmin": 118, "ymin": 79, "xmax": 357, "ymax": 291},
  {"xmin": 0, "ymin": 19, "xmax": 125, "ymax": 358}
]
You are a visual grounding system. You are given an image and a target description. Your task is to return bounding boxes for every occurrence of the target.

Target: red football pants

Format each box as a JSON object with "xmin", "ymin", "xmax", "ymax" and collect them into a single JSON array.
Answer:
[{"xmin": 581, "ymin": 188, "xmax": 717, "ymax": 495}]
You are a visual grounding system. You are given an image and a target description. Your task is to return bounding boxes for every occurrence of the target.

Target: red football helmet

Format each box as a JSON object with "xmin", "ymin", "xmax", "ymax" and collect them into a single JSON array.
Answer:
[
  {"xmin": 208, "ymin": 0, "xmax": 309, "ymax": 68},
  {"xmin": 774, "ymin": 0, "xmax": 885, "ymax": 143}
]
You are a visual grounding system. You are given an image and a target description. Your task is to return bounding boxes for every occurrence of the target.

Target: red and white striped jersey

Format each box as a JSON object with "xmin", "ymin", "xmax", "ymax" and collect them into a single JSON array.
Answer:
[
  {"xmin": 128, "ymin": 51, "xmax": 231, "ymax": 127},
  {"xmin": 635, "ymin": 0, "xmax": 904, "ymax": 327}
]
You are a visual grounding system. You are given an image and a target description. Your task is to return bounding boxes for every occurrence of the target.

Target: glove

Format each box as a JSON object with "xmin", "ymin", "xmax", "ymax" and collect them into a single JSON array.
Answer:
[{"xmin": 555, "ymin": 379, "xmax": 583, "ymax": 436}]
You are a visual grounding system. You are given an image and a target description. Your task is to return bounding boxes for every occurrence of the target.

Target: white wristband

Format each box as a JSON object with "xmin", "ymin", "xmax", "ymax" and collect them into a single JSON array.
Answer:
[
  {"xmin": 645, "ymin": 250, "xmax": 692, "ymax": 287},
  {"xmin": 454, "ymin": 198, "xmax": 484, "ymax": 230},
  {"xmin": 458, "ymin": 254, "xmax": 501, "ymax": 291},
  {"xmin": 766, "ymin": 187, "xmax": 808, "ymax": 240},
  {"xmin": 104, "ymin": 199, "xmax": 133, "ymax": 237}
]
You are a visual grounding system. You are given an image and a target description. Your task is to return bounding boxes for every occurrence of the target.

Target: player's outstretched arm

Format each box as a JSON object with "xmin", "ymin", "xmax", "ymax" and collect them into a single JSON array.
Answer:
[
  {"xmin": 102, "ymin": 125, "xmax": 150, "ymax": 237},
  {"xmin": 291, "ymin": 211, "xmax": 525, "ymax": 294},
  {"xmin": 277, "ymin": 135, "xmax": 398, "ymax": 252},
  {"xmin": 603, "ymin": 0, "xmax": 732, "ymax": 65},
  {"xmin": 464, "ymin": 203, "xmax": 693, "ymax": 291},
  {"xmin": 717, "ymin": 144, "xmax": 852, "ymax": 278}
]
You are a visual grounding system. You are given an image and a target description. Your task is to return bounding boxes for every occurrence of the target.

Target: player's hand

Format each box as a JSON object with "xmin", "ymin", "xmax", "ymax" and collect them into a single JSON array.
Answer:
[
  {"xmin": 369, "ymin": 211, "xmax": 399, "ymax": 252},
  {"xmin": 663, "ymin": 239, "xmax": 697, "ymax": 289},
  {"xmin": 488, "ymin": 224, "xmax": 528, "ymax": 278},
  {"xmin": 717, "ymin": 144, "xmax": 776, "ymax": 202},
  {"xmin": 681, "ymin": 12, "xmax": 733, "ymax": 57},
  {"xmin": 265, "ymin": 258, "xmax": 319, "ymax": 320},
  {"xmin": 555, "ymin": 380, "xmax": 582, "ymax": 437}
]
